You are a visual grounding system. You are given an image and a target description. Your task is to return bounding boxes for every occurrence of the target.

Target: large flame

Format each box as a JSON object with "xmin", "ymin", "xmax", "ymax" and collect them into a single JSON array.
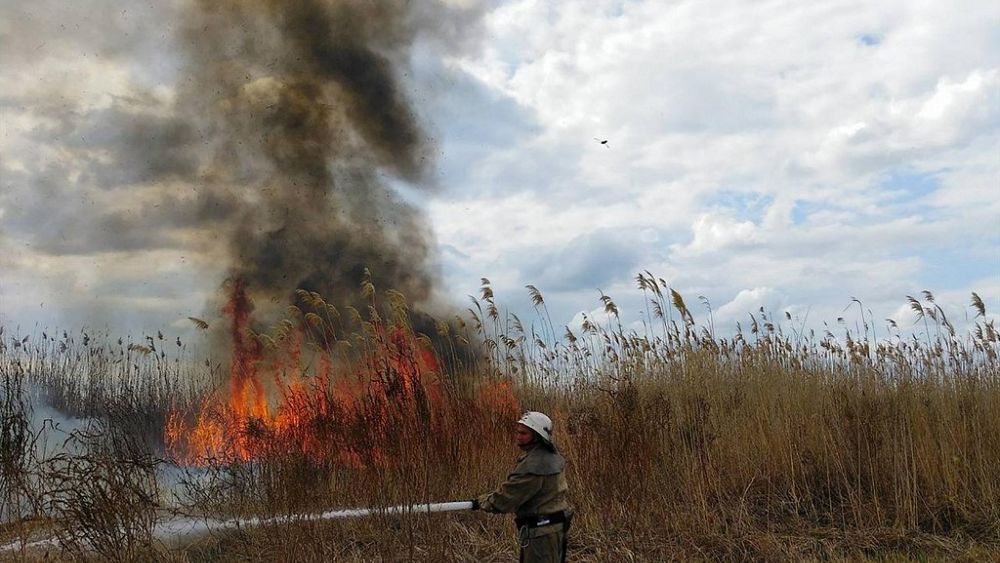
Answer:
[{"xmin": 165, "ymin": 281, "xmax": 517, "ymax": 467}]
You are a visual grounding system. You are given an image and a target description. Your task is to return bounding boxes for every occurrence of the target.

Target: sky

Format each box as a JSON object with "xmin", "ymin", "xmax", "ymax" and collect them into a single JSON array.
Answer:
[{"xmin": 0, "ymin": 0, "xmax": 997, "ymax": 341}]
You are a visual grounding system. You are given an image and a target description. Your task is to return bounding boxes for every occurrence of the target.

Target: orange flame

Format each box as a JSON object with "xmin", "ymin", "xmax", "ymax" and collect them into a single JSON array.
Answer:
[{"xmin": 165, "ymin": 280, "xmax": 519, "ymax": 467}]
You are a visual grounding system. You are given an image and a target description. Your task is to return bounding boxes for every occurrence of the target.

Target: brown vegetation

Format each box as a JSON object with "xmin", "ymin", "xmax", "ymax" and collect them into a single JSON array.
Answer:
[{"xmin": 1, "ymin": 280, "xmax": 998, "ymax": 561}]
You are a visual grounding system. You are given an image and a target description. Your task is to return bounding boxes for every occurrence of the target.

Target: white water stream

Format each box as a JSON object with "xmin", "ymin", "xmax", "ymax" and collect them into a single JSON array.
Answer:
[{"xmin": 0, "ymin": 501, "xmax": 474, "ymax": 553}]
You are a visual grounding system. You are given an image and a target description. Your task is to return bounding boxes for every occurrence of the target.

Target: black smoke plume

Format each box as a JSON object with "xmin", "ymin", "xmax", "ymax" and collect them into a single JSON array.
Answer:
[
  {"xmin": 0, "ymin": 0, "xmax": 481, "ymax": 331},
  {"xmin": 180, "ymin": 0, "xmax": 452, "ymax": 314}
]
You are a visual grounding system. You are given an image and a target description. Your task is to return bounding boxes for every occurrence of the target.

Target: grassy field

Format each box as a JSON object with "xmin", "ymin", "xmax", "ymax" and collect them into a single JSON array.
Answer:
[{"xmin": 1, "ymin": 277, "xmax": 999, "ymax": 561}]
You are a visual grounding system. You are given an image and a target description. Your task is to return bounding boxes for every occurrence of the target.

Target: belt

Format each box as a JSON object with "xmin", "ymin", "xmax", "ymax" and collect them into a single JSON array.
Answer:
[{"xmin": 515, "ymin": 511, "xmax": 568, "ymax": 529}]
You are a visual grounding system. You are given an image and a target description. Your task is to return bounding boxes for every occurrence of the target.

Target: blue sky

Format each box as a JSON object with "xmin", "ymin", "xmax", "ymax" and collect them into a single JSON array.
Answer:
[{"xmin": 0, "ymin": 0, "xmax": 997, "ymax": 339}]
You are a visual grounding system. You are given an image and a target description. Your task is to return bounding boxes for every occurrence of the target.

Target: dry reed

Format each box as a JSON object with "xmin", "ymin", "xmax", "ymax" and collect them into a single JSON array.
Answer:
[{"xmin": 1, "ymin": 279, "xmax": 998, "ymax": 561}]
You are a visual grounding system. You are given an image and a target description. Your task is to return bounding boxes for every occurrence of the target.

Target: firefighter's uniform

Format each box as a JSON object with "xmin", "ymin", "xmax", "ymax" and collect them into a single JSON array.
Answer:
[{"xmin": 479, "ymin": 443, "xmax": 571, "ymax": 563}]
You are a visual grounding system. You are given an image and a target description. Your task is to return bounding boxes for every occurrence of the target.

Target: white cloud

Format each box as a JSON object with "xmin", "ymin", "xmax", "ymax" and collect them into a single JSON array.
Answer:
[
  {"xmin": 716, "ymin": 287, "xmax": 790, "ymax": 325},
  {"xmin": 1, "ymin": 0, "xmax": 997, "ymax": 337},
  {"xmin": 428, "ymin": 0, "xmax": 998, "ymax": 330},
  {"xmin": 671, "ymin": 212, "xmax": 759, "ymax": 257}
]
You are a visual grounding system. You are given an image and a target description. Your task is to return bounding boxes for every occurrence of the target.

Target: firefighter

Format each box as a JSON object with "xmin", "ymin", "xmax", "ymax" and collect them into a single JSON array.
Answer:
[{"xmin": 472, "ymin": 411, "xmax": 572, "ymax": 563}]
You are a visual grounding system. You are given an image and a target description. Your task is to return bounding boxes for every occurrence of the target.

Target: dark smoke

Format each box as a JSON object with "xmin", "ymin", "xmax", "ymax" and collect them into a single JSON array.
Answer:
[
  {"xmin": 179, "ymin": 0, "xmax": 466, "ymax": 315},
  {"xmin": 0, "ymin": 0, "xmax": 482, "ymax": 331}
]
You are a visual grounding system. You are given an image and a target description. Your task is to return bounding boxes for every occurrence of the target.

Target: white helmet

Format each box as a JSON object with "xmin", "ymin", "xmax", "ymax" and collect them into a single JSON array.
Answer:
[{"xmin": 518, "ymin": 411, "xmax": 555, "ymax": 447}]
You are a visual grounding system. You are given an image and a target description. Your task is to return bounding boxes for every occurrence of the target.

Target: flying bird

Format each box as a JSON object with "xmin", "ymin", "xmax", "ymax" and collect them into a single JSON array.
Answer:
[
  {"xmin": 188, "ymin": 317, "xmax": 210, "ymax": 330},
  {"xmin": 593, "ymin": 137, "xmax": 609, "ymax": 147}
]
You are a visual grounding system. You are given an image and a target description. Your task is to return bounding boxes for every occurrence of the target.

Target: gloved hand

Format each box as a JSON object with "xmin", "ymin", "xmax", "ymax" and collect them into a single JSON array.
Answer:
[{"xmin": 470, "ymin": 498, "xmax": 480, "ymax": 510}]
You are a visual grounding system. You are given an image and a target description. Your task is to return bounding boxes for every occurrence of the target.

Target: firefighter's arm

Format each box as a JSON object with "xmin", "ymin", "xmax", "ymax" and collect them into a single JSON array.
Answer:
[{"xmin": 477, "ymin": 472, "xmax": 542, "ymax": 514}]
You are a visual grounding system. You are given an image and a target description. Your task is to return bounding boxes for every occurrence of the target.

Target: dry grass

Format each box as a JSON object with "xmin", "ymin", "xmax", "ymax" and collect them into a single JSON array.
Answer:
[{"xmin": 1, "ymin": 280, "xmax": 998, "ymax": 561}]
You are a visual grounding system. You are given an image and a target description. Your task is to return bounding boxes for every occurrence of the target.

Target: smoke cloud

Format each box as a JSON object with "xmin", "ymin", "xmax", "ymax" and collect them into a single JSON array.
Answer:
[
  {"xmin": 179, "ymin": 0, "xmax": 460, "ymax": 314},
  {"xmin": 1, "ymin": 0, "xmax": 482, "ymax": 328}
]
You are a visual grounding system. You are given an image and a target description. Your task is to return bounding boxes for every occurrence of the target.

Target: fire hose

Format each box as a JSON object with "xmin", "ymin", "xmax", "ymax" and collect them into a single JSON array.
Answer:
[
  {"xmin": 149, "ymin": 500, "xmax": 479, "ymax": 539},
  {"xmin": 1, "ymin": 502, "xmax": 478, "ymax": 552},
  {"xmin": 233, "ymin": 500, "xmax": 476, "ymax": 527}
]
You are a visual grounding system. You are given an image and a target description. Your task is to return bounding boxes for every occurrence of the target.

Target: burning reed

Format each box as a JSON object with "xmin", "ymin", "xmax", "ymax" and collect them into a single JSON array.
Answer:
[{"xmin": 162, "ymin": 276, "xmax": 518, "ymax": 520}]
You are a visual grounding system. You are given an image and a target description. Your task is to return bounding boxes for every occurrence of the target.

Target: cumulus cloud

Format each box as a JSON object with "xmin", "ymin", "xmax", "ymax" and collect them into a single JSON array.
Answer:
[
  {"xmin": 522, "ymin": 230, "xmax": 644, "ymax": 291},
  {"xmin": 715, "ymin": 287, "xmax": 791, "ymax": 326},
  {"xmin": 425, "ymin": 0, "xmax": 998, "ymax": 332},
  {"xmin": 671, "ymin": 212, "xmax": 760, "ymax": 258},
  {"xmin": 1, "ymin": 0, "xmax": 997, "ymax": 338}
]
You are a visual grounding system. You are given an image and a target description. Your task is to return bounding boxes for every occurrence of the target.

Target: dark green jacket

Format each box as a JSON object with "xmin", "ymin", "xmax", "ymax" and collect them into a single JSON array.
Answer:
[{"xmin": 479, "ymin": 444, "xmax": 569, "ymax": 520}]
